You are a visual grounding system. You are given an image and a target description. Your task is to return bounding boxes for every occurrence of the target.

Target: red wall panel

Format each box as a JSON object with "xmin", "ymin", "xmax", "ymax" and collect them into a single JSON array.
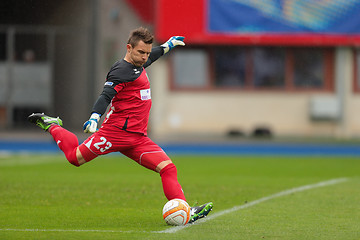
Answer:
[{"xmin": 155, "ymin": 0, "xmax": 205, "ymax": 43}]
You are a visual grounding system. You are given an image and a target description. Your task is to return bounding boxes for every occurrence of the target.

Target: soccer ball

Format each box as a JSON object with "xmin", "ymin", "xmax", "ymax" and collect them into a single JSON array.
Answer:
[{"xmin": 162, "ymin": 199, "xmax": 191, "ymax": 226}]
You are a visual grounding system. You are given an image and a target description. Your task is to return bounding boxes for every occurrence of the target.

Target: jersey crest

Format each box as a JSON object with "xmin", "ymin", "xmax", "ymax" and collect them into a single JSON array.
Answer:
[{"xmin": 140, "ymin": 89, "xmax": 151, "ymax": 100}]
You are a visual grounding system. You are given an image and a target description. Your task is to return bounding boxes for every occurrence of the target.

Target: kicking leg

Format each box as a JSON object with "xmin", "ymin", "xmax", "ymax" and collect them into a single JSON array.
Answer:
[
  {"xmin": 28, "ymin": 113, "xmax": 85, "ymax": 166},
  {"xmin": 121, "ymin": 135, "xmax": 187, "ymax": 201},
  {"xmin": 158, "ymin": 161, "xmax": 187, "ymax": 201},
  {"xmin": 149, "ymin": 155, "xmax": 213, "ymax": 223},
  {"xmin": 49, "ymin": 125, "xmax": 82, "ymax": 166}
]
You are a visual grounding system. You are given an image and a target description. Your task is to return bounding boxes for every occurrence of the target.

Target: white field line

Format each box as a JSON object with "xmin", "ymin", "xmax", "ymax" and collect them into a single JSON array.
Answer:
[
  {"xmin": 0, "ymin": 228, "xmax": 136, "ymax": 233},
  {"xmin": 0, "ymin": 178, "xmax": 349, "ymax": 234},
  {"xmin": 155, "ymin": 177, "xmax": 349, "ymax": 233}
]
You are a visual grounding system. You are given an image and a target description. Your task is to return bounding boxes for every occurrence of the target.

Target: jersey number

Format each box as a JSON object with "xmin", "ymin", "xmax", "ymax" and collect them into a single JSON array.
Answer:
[{"xmin": 93, "ymin": 137, "xmax": 112, "ymax": 153}]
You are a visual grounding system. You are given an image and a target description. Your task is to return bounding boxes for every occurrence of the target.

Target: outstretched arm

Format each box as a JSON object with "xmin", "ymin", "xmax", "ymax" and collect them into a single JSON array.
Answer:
[
  {"xmin": 144, "ymin": 36, "xmax": 185, "ymax": 68},
  {"xmin": 143, "ymin": 46, "xmax": 164, "ymax": 68}
]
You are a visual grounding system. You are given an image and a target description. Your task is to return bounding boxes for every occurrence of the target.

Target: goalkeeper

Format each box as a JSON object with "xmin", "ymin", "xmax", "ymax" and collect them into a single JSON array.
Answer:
[{"xmin": 28, "ymin": 27, "xmax": 212, "ymax": 224}]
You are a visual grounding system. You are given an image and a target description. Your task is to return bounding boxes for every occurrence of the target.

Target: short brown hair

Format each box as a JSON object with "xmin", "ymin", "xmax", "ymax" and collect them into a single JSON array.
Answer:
[{"xmin": 127, "ymin": 27, "xmax": 154, "ymax": 47}]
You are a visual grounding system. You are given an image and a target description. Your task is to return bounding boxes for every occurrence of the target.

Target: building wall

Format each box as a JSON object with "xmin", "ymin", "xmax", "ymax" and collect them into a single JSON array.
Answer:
[
  {"xmin": 339, "ymin": 48, "xmax": 360, "ymax": 138},
  {"xmin": 0, "ymin": 0, "xmax": 92, "ymax": 130},
  {"xmin": 149, "ymin": 48, "xmax": 360, "ymax": 139}
]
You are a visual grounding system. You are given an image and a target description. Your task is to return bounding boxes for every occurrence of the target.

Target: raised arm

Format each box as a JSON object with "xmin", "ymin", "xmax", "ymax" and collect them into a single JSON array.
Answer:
[{"xmin": 143, "ymin": 36, "xmax": 185, "ymax": 68}]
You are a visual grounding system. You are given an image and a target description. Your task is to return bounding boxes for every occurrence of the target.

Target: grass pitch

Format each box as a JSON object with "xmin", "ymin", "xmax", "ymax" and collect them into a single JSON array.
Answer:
[{"xmin": 0, "ymin": 153, "xmax": 359, "ymax": 239}]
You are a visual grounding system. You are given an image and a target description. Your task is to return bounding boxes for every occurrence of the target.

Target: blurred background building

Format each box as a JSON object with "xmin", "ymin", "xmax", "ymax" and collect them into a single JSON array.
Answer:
[{"xmin": 1, "ymin": 0, "xmax": 360, "ymax": 140}]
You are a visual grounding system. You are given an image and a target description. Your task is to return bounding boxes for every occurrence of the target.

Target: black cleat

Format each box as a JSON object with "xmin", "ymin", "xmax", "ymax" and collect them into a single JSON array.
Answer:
[
  {"xmin": 188, "ymin": 202, "xmax": 213, "ymax": 224},
  {"xmin": 28, "ymin": 113, "xmax": 63, "ymax": 131}
]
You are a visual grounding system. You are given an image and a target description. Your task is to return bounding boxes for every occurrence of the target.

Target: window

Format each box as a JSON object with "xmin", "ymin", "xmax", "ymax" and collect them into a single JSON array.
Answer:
[
  {"xmin": 172, "ymin": 49, "xmax": 210, "ymax": 88},
  {"xmin": 253, "ymin": 47, "xmax": 285, "ymax": 88},
  {"xmin": 214, "ymin": 47, "xmax": 246, "ymax": 87},
  {"xmin": 171, "ymin": 46, "xmax": 334, "ymax": 91},
  {"xmin": 293, "ymin": 48, "xmax": 324, "ymax": 88}
]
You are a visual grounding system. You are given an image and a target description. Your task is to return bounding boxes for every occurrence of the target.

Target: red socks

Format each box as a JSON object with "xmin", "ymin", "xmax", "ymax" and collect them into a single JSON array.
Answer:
[
  {"xmin": 49, "ymin": 125, "xmax": 80, "ymax": 166},
  {"xmin": 160, "ymin": 163, "xmax": 186, "ymax": 201}
]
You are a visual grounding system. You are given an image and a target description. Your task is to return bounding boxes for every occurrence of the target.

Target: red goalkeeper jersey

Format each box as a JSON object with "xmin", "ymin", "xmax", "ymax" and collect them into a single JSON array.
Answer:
[
  {"xmin": 102, "ymin": 62, "xmax": 151, "ymax": 135},
  {"xmin": 91, "ymin": 46, "xmax": 164, "ymax": 136}
]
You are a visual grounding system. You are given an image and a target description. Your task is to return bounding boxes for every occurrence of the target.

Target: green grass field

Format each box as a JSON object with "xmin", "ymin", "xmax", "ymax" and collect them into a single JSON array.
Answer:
[{"xmin": 0, "ymin": 153, "xmax": 359, "ymax": 240}]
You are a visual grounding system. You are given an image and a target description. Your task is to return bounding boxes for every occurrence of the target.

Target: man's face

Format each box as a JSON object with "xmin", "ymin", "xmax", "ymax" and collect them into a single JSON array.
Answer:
[{"xmin": 126, "ymin": 40, "xmax": 152, "ymax": 67}]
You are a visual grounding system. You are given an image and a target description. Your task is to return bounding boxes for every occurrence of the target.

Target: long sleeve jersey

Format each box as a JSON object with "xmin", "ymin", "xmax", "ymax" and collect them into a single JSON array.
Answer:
[{"xmin": 91, "ymin": 46, "xmax": 164, "ymax": 135}]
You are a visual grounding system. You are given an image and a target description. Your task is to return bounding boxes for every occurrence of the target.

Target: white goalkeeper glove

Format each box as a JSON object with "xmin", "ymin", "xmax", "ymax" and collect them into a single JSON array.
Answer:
[
  {"xmin": 161, "ymin": 36, "xmax": 185, "ymax": 54},
  {"xmin": 83, "ymin": 113, "xmax": 101, "ymax": 133}
]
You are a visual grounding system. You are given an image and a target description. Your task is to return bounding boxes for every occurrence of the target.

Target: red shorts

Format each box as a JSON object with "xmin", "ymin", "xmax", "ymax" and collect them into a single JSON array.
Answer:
[{"xmin": 78, "ymin": 126, "xmax": 170, "ymax": 171}]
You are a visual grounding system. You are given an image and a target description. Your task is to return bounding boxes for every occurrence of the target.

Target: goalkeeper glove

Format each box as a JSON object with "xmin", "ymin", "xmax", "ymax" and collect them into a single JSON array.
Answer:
[
  {"xmin": 161, "ymin": 36, "xmax": 185, "ymax": 54},
  {"xmin": 83, "ymin": 113, "xmax": 101, "ymax": 133}
]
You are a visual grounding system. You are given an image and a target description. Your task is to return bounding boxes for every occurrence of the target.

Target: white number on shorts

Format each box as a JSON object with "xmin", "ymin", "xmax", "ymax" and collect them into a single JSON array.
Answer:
[{"xmin": 93, "ymin": 137, "xmax": 112, "ymax": 153}]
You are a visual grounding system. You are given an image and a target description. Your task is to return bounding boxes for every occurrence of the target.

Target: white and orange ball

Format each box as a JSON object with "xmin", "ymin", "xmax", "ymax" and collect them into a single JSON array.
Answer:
[{"xmin": 162, "ymin": 199, "xmax": 191, "ymax": 226}]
